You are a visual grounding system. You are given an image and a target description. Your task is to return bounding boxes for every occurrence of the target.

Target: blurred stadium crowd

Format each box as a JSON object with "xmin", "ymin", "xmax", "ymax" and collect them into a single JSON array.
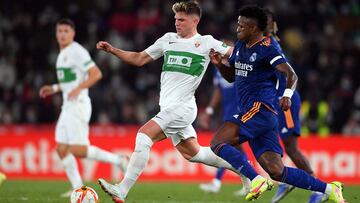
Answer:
[{"xmin": 0, "ymin": 0, "xmax": 359, "ymax": 135}]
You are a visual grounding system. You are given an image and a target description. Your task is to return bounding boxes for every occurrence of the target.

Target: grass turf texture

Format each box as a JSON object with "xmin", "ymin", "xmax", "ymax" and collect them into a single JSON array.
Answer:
[{"xmin": 0, "ymin": 180, "xmax": 358, "ymax": 203}]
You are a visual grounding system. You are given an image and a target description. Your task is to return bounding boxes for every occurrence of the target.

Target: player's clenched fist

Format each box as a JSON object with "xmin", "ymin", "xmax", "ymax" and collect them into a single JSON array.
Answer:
[
  {"xmin": 279, "ymin": 97, "xmax": 292, "ymax": 111},
  {"xmin": 96, "ymin": 41, "xmax": 113, "ymax": 53},
  {"xmin": 39, "ymin": 85, "xmax": 55, "ymax": 98},
  {"xmin": 209, "ymin": 48, "xmax": 222, "ymax": 66}
]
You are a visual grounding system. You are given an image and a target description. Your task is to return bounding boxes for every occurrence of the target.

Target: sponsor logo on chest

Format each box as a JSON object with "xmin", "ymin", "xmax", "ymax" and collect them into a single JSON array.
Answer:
[
  {"xmin": 235, "ymin": 62, "xmax": 253, "ymax": 77},
  {"xmin": 167, "ymin": 55, "xmax": 192, "ymax": 68}
]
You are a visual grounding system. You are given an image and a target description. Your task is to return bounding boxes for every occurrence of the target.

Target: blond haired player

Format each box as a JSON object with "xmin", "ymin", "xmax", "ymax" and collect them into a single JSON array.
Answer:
[
  {"xmin": 39, "ymin": 18, "xmax": 128, "ymax": 197},
  {"xmin": 96, "ymin": 1, "xmax": 249, "ymax": 202}
]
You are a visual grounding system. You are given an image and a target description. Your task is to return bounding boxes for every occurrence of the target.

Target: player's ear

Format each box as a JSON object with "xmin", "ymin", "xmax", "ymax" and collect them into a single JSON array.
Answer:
[
  {"xmin": 252, "ymin": 24, "xmax": 260, "ymax": 34},
  {"xmin": 193, "ymin": 15, "xmax": 200, "ymax": 25},
  {"xmin": 71, "ymin": 29, "xmax": 76, "ymax": 39}
]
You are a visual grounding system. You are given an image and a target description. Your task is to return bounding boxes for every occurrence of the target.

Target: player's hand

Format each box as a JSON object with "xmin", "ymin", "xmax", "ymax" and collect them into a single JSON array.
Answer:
[
  {"xmin": 68, "ymin": 87, "xmax": 81, "ymax": 101},
  {"xmin": 198, "ymin": 112, "xmax": 211, "ymax": 130},
  {"xmin": 209, "ymin": 48, "xmax": 223, "ymax": 66},
  {"xmin": 96, "ymin": 41, "xmax": 113, "ymax": 53},
  {"xmin": 279, "ymin": 97, "xmax": 291, "ymax": 111},
  {"xmin": 39, "ymin": 85, "xmax": 55, "ymax": 98}
]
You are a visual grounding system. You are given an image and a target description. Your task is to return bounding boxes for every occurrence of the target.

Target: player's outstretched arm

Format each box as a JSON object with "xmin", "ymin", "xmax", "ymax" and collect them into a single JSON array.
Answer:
[
  {"xmin": 96, "ymin": 41, "xmax": 153, "ymax": 67},
  {"xmin": 276, "ymin": 63, "xmax": 298, "ymax": 111},
  {"xmin": 209, "ymin": 48, "xmax": 235, "ymax": 82}
]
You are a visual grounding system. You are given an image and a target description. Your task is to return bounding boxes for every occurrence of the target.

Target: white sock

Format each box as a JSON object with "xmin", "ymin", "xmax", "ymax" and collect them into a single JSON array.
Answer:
[
  {"xmin": 189, "ymin": 147, "xmax": 252, "ymax": 189},
  {"xmin": 87, "ymin": 145, "xmax": 122, "ymax": 165},
  {"xmin": 325, "ymin": 184, "xmax": 332, "ymax": 195},
  {"xmin": 189, "ymin": 146, "xmax": 238, "ymax": 173},
  {"xmin": 119, "ymin": 133, "xmax": 153, "ymax": 196},
  {"xmin": 212, "ymin": 179, "xmax": 222, "ymax": 188},
  {"xmin": 61, "ymin": 153, "xmax": 83, "ymax": 189},
  {"xmin": 252, "ymin": 175, "xmax": 264, "ymax": 183},
  {"xmin": 240, "ymin": 173, "xmax": 251, "ymax": 191}
]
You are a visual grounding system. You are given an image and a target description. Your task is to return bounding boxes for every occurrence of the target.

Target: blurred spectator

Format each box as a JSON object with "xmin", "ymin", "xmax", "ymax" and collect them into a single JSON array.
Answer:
[
  {"xmin": 0, "ymin": 0, "xmax": 359, "ymax": 135},
  {"xmin": 342, "ymin": 111, "xmax": 360, "ymax": 135}
]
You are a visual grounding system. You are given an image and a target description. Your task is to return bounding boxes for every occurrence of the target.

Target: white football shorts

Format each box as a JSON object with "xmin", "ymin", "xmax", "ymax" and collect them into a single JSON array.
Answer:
[
  {"xmin": 152, "ymin": 103, "xmax": 197, "ymax": 146},
  {"xmin": 55, "ymin": 98, "xmax": 92, "ymax": 145}
]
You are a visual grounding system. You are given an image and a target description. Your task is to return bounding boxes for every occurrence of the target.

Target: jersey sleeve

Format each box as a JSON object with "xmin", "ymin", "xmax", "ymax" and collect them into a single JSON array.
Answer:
[
  {"xmin": 270, "ymin": 36, "xmax": 288, "ymax": 62},
  {"xmin": 74, "ymin": 46, "xmax": 96, "ymax": 72},
  {"xmin": 207, "ymin": 36, "xmax": 230, "ymax": 55},
  {"xmin": 265, "ymin": 45, "xmax": 287, "ymax": 69},
  {"xmin": 144, "ymin": 33, "xmax": 169, "ymax": 60}
]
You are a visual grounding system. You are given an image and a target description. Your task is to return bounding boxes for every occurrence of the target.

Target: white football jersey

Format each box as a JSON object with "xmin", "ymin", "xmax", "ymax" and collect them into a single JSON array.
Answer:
[
  {"xmin": 145, "ymin": 33, "xmax": 230, "ymax": 107},
  {"xmin": 55, "ymin": 42, "xmax": 95, "ymax": 105}
]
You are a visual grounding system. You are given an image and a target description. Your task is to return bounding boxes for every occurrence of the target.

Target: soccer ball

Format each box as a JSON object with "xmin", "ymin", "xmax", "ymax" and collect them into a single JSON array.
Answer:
[{"xmin": 70, "ymin": 186, "xmax": 99, "ymax": 203}]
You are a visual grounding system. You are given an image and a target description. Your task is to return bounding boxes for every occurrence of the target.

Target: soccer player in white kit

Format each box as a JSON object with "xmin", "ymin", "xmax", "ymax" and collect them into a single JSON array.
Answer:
[
  {"xmin": 96, "ymin": 1, "xmax": 248, "ymax": 202},
  {"xmin": 39, "ymin": 19, "xmax": 128, "ymax": 197}
]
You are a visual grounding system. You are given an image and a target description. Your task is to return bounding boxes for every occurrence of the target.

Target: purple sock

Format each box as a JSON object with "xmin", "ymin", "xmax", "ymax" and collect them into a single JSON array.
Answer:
[
  {"xmin": 280, "ymin": 167, "xmax": 327, "ymax": 193},
  {"xmin": 215, "ymin": 168, "xmax": 226, "ymax": 180},
  {"xmin": 212, "ymin": 143, "xmax": 258, "ymax": 180}
]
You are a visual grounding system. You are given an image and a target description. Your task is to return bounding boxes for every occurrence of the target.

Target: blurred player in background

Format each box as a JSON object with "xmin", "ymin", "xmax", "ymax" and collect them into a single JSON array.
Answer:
[
  {"xmin": 0, "ymin": 172, "xmax": 6, "ymax": 186},
  {"xmin": 198, "ymin": 40, "xmax": 251, "ymax": 196},
  {"xmin": 39, "ymin": 18, "xmax": 128, "ymax": 197},
  {"xmin": 210, "ymin": 6, "xmax": 345, "ymax": 202},
  {"xmin": 96, "ymin": 1, "xmax": 249, "ymax": 202},
  {"xmin": 263, "ymin": 9, "xmax": 324, "ymax": 203}
]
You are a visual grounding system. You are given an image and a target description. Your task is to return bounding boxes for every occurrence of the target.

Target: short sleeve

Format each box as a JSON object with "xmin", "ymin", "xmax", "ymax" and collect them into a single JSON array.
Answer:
[
  {"xmin": 144, "ymin": 33, "xmax": 169, "ymax": 60},
  {"xmin": 266, "ymin": 45, "xmax": 287, "ymax": 68},
  {"xmin": 208, "ymin": 36, "xmax": 230, "ymax": 55},
  {"xmin": 270, "ymin": 36, "xmax": 288, "ymax": 62},
  {"xmin": 75, "ymin": 46, "xmax": 95, "ymax": 72}
]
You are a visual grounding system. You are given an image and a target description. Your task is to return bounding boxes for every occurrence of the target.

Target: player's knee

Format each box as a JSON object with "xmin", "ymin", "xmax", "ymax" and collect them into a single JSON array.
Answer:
[
  {"xmin": 56, "ymin": 145, "xmax": 69, "ymax": 159},
  {"xmin": 265, "ymin": 164, "xmax": 284, "ymax": 181},
  {"xmin": 69, "ymin": 146, "xmax": 87, "ymax": 158},
  {"xmin": 134, "ymin": 132, "xmax": 153, "ymax": 152}
]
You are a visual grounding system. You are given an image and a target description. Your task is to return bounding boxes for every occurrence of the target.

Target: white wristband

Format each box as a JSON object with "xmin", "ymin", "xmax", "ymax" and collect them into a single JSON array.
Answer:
[
  {"xmin": 205, "ymin": 107, "xmax": 214, "ymax": 115},
  {"xmin": 52, "ymin": 84, "xmax": 60, "ymax": 93},
  {"xmin": 283, "ymin": 88, "xmax": 294, "ymax": 98}
]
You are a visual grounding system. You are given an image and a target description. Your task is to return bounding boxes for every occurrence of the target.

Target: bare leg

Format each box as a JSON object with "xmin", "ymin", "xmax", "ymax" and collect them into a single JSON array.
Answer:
[{"xmin": 283, "ymin": 135, "xmax": 313, "ymax": 175}]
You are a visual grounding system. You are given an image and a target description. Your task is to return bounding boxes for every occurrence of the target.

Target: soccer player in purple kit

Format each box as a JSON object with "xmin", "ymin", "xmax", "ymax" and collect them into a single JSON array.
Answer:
[
  {"xmin": 263, "ymin": 9, "xmax": 324, "ymax": 203},
  {"xmin": 198, "ymin": 65, "xmax": 251, "ymax": 195},
  {"xmin": 209, "ymin": 6, "xmax": 346, "ymax": 203}
]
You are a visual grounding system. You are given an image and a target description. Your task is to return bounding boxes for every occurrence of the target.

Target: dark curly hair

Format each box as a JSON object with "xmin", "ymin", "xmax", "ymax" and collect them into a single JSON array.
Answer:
[{"xmin": 239, "ymin": 5, "xmax": 267, "ymax": 32}]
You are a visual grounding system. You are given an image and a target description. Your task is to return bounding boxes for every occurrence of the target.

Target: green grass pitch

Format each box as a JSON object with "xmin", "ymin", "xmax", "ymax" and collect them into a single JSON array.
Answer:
[{"xmin": 0, "ymin": 180, "xmax": 358, "ymax": 202}]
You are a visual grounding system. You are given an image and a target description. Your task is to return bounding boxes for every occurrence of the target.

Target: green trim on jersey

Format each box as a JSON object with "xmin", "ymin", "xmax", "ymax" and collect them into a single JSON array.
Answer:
[
  {"xmin": 163, "ymin": 51, "xmax": 205, "ymax": 76},
  {"xmin": 56, "ymin": 67, "xmax": 76, "ymax": 83},
  {"xmin": 84, "ymin": 60, "xmax": 94, "ymax": 67}
]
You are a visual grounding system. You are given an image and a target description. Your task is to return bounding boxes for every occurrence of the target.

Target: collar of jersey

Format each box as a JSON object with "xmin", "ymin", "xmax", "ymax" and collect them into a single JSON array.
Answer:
[
  {"xmin": 176, "ymin": 33, "xmax": 200, "ymax": 40},
  {"xmin": 247, "ymin": 37, "xmax": 266, "ymax": 49}
]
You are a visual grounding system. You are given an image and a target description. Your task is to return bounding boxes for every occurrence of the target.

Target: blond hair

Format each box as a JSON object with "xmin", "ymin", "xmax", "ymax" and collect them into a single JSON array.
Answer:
[{"xmin": 172, "ymin": 1, "xmax": 201, "ymax": 18}]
